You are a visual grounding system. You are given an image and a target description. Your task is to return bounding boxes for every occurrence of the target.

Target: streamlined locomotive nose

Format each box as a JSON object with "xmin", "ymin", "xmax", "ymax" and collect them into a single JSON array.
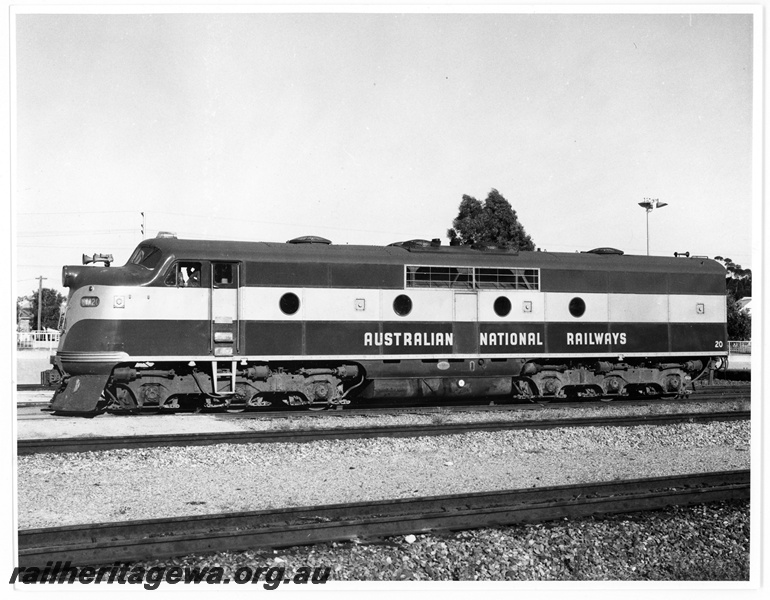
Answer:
[{"xmin": 61, "ymin": 265, "xmax": 85, "ymax": 289}]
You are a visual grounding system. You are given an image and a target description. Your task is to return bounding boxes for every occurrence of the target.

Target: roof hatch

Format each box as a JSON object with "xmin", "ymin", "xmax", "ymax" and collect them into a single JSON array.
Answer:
[
  {"xmin": 287, "ymin": 236, "xmax": 332, "ymax": 245},
  {"xmin": 584, "ymin": 247, "xmax": 624, "ymax": 255}
]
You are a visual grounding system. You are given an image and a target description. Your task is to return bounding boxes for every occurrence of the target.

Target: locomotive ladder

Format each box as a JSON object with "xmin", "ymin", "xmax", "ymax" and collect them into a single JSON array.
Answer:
[{"xmin": 211, "ymin": 360, "xmax": 237, "ymax": 395}]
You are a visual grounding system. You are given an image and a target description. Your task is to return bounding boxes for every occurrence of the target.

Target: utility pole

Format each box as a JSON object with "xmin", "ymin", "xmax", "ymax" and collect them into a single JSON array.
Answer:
[{"xmin": 36, "ymin": 275, "xmax": 47, "ymax": 331}]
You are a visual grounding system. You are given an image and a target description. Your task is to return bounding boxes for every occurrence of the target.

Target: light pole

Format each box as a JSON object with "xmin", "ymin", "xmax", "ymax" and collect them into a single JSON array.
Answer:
[{"xmin": 638, "ymin": 198, "xmax": 668, "ymax": 255}]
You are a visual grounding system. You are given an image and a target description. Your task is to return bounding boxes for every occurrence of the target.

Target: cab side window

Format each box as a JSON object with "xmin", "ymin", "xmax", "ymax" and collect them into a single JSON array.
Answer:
[
  {"xmin": 213, "ymin": 263, "xmax": 237, "ymax": 288},
  {"xmin": 165, "ymin": 262, "xmax": 202, "ymax": 287}
]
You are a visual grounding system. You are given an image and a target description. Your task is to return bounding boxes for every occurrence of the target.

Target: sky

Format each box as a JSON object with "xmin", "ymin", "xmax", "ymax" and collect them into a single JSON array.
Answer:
[{"xmin": 11, "ymin": 8, "xmax": 757, "ymax": 298}]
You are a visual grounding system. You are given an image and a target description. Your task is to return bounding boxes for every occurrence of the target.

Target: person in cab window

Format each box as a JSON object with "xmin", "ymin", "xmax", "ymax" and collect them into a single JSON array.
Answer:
[{"xmin": 187, "ymin": 266, "xmax": 200, "ymax": 287}]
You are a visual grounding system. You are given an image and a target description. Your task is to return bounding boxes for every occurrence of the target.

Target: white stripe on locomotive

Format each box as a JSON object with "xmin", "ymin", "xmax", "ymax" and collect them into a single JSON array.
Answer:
[{"xmin": 63, "ymin": 285, "xmax": 727, "ymax": 325}]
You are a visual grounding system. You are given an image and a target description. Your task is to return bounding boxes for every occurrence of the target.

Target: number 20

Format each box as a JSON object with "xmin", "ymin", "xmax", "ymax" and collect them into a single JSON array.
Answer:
[{"xmin": 715, "ymin": 341, "xmax": 724, "ymax": 348}]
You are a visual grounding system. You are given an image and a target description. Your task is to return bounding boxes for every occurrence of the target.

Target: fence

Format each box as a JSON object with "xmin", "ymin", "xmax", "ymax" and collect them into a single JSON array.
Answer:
[
  {"xmin": 17, "ymin": 331, "xmax": 60, "ymax": 351},
  {"xmin": 728, "ymin": 340, "xmax": 751, "ymax": 354}
]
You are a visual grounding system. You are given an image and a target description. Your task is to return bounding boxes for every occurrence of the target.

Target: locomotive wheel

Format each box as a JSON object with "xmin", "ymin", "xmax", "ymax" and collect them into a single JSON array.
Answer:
[
  {"xmin": 246, "ymin": 393, "xmax": 276, "ymax": 410},
  {"xmin": 155, "ymin": 395, "xmax": 180, "ymax": 414},
  {"xmin": 107, "ymin": 384, "xmax": 140, "ymax": 415},
  {"xmin": 225, "ymin": 385, "xmax": 253, "ymax": 412},
  {"xmin": 283, "ymin": 393, "xmax": 313, "ymax": 409},
  {"xmin": 513, "ymin": 378, "xmax": 538, "ymax": 402},
  {"xmin": 172, "ymin": 394, "xmax": 204, "ymax": 413},
  {"xmin": 307, "ymin": 400, "xmax": 331, "ymax": 411},
  {"xmin": 135, "ymin": 384, "xmax": 168, "ymax": 415}
]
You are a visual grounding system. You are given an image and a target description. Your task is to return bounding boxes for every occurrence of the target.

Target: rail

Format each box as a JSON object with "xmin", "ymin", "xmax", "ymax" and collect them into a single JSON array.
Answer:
[
  {"xmin": 18, "ymin": 470, "xmax": 750, "ymax": 567},
  {"xmin": 17, "ymin": 409, "xmax": 750, "ymax": 455}
]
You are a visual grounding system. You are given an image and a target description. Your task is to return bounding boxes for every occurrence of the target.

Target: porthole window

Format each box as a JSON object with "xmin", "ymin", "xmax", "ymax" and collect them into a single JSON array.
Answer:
[
  {"xmin": 493, "ymin": 296, "xmax": 512, "ymax": 317},
  {"xmin": 280, "ymin": 292, "xmax": 300, "ymax": 315},
  {"xmin": 569, "ymin": 297, "xmax": 586, "ymax": 318},
  {"xmin": 393, "ymin": 294, "xmax": 413, "ymax": 316}
]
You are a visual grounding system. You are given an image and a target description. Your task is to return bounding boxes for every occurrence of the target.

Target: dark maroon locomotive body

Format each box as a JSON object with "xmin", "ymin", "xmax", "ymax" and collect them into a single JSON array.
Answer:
[{"xmin": 47, "ymin": 235, "xmax": 728, "ymax": 415}]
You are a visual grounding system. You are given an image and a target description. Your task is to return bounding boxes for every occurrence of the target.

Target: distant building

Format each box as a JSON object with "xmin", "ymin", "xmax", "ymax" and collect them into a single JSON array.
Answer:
[
  {"xmin": 736, "ymin": 297, "xmax": 752, "ymax": 315},
  {"xmin": 17, "ymin": 298, "xmax": 33, "ymax": 332}
]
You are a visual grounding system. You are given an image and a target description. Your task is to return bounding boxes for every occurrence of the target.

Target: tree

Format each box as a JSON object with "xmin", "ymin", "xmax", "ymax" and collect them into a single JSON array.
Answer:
[
  {"xmin": 19, "ymin": 288, "xmax": 66, "ymax": 331},
  {"xmin": 726, "ymin": 293, "xmax": 751, "ymax": 341},
  {"xmin": 713, "ymin": 257, "xmax": 752, "ymax": 340},
  {"xmin": 447, "ymin": 189, "xmax": 535, "ymax": 251},
  {"xmin": 714, "ymin": 256, "xmax": 752, "ymax": 299}
]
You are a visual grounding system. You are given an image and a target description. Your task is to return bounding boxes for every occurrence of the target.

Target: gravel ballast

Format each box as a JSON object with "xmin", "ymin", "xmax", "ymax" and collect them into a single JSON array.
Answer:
[
  {"xmin": 17, "ymin": 420, "xmax": 749, "ymax": 529},
  {"xmin": 127, "ymin": 500, "xmax": 750, "ymax": 581}
]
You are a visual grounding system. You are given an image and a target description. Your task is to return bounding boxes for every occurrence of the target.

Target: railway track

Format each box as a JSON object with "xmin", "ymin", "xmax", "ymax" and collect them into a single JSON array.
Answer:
[
  {"xmin": 16, "ymin": 384, "xmax": 58, "ymax": 392},
  {"xmin": 18, "ymin": 469, "xmax": 749, "ymax": 567},
  {"xmin": 17, "ymin": 409, "xmax": 749, "ymax": 455}
]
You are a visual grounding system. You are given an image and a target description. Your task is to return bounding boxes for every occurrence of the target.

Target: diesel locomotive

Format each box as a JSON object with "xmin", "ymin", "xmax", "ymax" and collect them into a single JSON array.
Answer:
[{"xmin": 44, "ymin": 233, "xmax": 728, "ymax": 415}]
